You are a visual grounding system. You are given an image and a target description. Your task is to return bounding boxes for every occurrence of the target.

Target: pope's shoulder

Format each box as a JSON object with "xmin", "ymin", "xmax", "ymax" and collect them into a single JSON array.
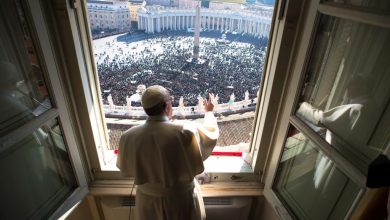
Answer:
[{"xmin": 121, "ymin": 120, "xmax": 190, "ymax": 137}]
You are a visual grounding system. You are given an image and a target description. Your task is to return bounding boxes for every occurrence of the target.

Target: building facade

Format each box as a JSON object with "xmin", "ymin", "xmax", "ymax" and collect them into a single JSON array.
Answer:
[
  {"xmin": 128, "ymin": 0, "xmax": 145, "ymax": 22},
  {"xmin": 209, "ymin": 2, "xmax": 242, "ymax": 10},
  {"xmin": 145, "ymin": 0, "xmax": 178, "ymax": 7},
  {"xmin": 128, "ymin": 0, "xmax": 145, "ymax": 29},
  {"xmin": 137, "ymin": 6, "xmax": 272, "ymax": 37},
  {"xmin": 178, "ymin": 0, "xmax": 198, "ymax": 9},
  {"xmin": 87, "ymin": 0, "xmax": 131, "ymax": 32}
]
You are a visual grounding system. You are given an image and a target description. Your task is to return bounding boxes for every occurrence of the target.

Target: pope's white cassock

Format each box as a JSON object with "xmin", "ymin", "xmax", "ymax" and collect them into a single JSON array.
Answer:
[{"xmin": 117, "ymin": 112, "xmax": 219, "ymax": 220}]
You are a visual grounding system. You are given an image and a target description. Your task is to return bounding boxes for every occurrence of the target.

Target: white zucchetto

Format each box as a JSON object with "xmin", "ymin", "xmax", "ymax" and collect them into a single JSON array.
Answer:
[{"xmin": 141, "ymin": 85, "xmax": 170, "ymax": 109}]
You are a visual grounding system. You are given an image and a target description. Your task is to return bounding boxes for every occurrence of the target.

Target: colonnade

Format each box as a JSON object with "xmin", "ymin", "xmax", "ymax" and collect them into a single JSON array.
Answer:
[{"xmin": 138, "ymin": 8, "xmax": 272, "ymax": 38}]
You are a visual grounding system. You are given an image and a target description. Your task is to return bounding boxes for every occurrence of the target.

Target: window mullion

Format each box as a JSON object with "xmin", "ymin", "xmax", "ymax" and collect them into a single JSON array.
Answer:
[
  {"xmin": 318, "ymin": 3, "xmax": 390, "ymax": 28},
  {"xmin": 290, "ymin": 115, "xmax": 366, "ymax": 187},
  {"xmin": 0, "ymin": 108, "xmax": 59, "ymax": 154}
]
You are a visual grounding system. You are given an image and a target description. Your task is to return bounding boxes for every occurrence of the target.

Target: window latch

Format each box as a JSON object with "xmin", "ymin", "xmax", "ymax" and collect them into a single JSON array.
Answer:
[{"xmin": 230, "ymin": 175, "xmax": 243, "ymax": 181}]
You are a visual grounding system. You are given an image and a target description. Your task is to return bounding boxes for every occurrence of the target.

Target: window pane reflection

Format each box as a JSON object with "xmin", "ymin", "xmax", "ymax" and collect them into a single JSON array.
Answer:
[
  {"xmin": 0, "ymin": 0, "xmax": 52, "ymax": 136},
  {"xmin": 273, "ymin": 125, "xmax": 360, "ymax": 220},
  {"xmin": 296, "ymin": 15, "xmax": 390, "ymax": 172},
  {"xmin": 0, "ymin": 118, "xmax": 77, "ymax": 219}
]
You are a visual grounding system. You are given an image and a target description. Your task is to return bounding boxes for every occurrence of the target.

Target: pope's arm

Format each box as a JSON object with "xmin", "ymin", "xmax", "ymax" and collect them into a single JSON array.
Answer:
[
  {"xmin": 197, "ymin": 111, "xmax": 219, "ymax": 160},
  {"xmin": 188, "ymin": 94, "xmax": 220, "ymax": 160}
]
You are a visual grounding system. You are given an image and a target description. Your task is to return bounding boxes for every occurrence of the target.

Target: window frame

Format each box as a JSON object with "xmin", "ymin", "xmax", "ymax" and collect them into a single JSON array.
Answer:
[
  {"xmin": 49, "ymin": 0, "xmax": 333, "ymax": 191},
  {"xmin": 1, "ymin": 0, "xmax": 89, "ymax": 219},
  {"xmin": 63, "ymin": 0, "xmax": 289, "ymax": 182},
  {"xmin": 249, "ymin": 0, "xmax": 302, "ymax": 177},
  {"xmin": 262, "ymin": 0, "xmax": 390, "ymax": 218},
  {"xmin": 49, "ymin": 0, "xmax": 112, "ymax": 177},
  {"xmin": 34, "ymin": 0, "xmax": 390, "ymax": 216},
  {"xmin": 31, "ymin": 0, "xmax": 90, "ymax": 218}
]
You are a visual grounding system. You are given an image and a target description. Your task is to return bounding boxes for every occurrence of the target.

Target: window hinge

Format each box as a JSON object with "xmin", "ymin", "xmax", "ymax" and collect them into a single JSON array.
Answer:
[
  {"xmin": 258, "ymin": 170, "xmax": 264, "ymax": 182},
  {"xmin": 230, "ymin": 175, "xmax": 243, "ymax": 181},
  {"xmin": 91, "ymin": 168, "xmax": 101, "ymax": 174}
]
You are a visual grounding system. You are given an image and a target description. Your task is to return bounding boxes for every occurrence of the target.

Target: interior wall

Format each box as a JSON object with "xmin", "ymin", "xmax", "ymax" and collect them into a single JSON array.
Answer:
[
  {"xmin": 249, "ymin": 196, "xmax": 279, "ymax": 220},
  {"xmin": 66, "ymin": 195, "xmax": 280, "ymax": 220},
  {"xmin": 66, "ymin": 196, "xmax": 99, "ymax": 220}
]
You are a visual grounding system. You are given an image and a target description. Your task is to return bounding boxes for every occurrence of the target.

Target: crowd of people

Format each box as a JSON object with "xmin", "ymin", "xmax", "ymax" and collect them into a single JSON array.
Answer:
[{"xmin": 95, "ymin": 31, "xmax": 268, "ymax": 107}]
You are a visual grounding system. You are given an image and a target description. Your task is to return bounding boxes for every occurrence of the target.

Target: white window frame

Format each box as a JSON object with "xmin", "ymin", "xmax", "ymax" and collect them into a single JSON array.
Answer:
[
  {"xmin": 261, "ymin": 0, "xmax": 390, "ymax": 219},
  {"xmin": 56, "ymin": 0, "xmax": 294, "ymax": 182},
  {"xmin": 56, "ymin": 0, "xmax": 316, "ymax": 185},
  {"xmin": 48, "ymin": 0, "xmax": 332, "ymax": 186},
  {"xmin": 2, "ymin": 0, "xmax": 90, "ymax": 218},
  {"xmin": 32, "ymin": 0, "xmax": 390, "ymax": 216}
]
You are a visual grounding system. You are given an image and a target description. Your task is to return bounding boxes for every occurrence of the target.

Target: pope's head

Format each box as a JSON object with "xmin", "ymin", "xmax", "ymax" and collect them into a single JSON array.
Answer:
[{"xmin": 142, "ymin": 85, "xmax": 172, "ymax": 118}]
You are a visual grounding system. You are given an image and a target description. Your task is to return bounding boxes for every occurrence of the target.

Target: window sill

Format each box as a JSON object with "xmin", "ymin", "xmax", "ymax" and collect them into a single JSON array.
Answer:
[
  {"xmin": 89, "ymin": 180, "xmax": 264, "ymax": 197},
  {"xmin": 204, "ymin": 155, "xmax": 253, "ymax": 173},
  {"xmin": 100, "ymin": 150, "xmax": 254, "ymax": 174}
]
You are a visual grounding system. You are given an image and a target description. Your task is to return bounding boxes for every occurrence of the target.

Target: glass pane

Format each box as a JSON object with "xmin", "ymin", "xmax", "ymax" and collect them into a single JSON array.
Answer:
[
  {"xmin": 0, "ymin": 0, "xmax": 52, "ymax": 136},
  {"xmin": 0, "ymin": 118, "xmax": 77, "ymax": 219},
  {"xmin": 323, "ymin": 0, "xmax": 390, "ymax": 13},
  {"xmin": 273, "ymin": 125, "xmax": 361, "ymax": 220},
  {"xmin": 296, "ymin": 15, "xmax": 390, "ymax": 173},
  {"xmin": 87, "ymin": 0, "xmax": 275, "ymax": 169}
]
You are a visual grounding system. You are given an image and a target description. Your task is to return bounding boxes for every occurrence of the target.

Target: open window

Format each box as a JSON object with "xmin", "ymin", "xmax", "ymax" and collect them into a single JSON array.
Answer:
[
  {"xmin": 55, "ymin": 0, "xmax": 309, "ymax": 183},
  {"xmin": 47, "ymin": 0, "xmax": 322, "ymax": 186},
  {"xmin": 0, "ymin": 0, "xmax": 88, "ymax": 218},
  {"xmin": 84, "ymin": 0, "xmax": 278, "ymax": 176},
  {"xmin": 9, "ymin": 0, "xmax": 389, "ymax": 217},
  {"xmin": 264, "ymin": 0, "xmax": 390, "ymax": 218}
]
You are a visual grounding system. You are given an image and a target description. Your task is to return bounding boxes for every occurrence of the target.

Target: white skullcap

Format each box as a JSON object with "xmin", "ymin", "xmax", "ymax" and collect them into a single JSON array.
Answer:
[{"xmin": 141, "ymin": 85, "xmax": 170, "ymax": 109}]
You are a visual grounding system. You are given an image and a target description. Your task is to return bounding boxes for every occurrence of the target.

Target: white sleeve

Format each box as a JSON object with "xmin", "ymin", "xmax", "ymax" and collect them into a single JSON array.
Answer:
[
  {"xmin": 296, "ymin": 102, "xmax": 323, "ymax": 125},
  {"xmin": 321, "ymin": 104, "xmax": 363, "ymax": 135},
  {"xmin": 197, "ymin": 112, "xmax": 219, "ymax": 160},
  {"xmin": 183, "ymin": 112, "xmax": 219, "ymax": 161},
  {"xmin": 203, "ymin": 112, "xmax": 218, "ymax": 132},
  {"xmin": 297, "ymin": 102, "xmax": 364, "ymax": 137}
]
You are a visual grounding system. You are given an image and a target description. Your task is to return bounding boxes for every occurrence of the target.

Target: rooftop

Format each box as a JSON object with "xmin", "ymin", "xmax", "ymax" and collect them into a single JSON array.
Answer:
[{"xmin": 106, "ymin": 114, "xmax": 254, "ymax": 150}]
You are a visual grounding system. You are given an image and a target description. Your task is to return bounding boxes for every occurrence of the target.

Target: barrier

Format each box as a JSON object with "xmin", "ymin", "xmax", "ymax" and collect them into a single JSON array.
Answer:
[{"xmin": 103, "ymin": 99, "xmax": 257, "ymax": 118}]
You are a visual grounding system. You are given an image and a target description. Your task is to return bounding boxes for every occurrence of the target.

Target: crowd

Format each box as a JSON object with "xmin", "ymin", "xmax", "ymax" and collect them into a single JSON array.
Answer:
[{"xmin": 95, "ymin": 31, "xmax": 268, "ymax": 107}]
